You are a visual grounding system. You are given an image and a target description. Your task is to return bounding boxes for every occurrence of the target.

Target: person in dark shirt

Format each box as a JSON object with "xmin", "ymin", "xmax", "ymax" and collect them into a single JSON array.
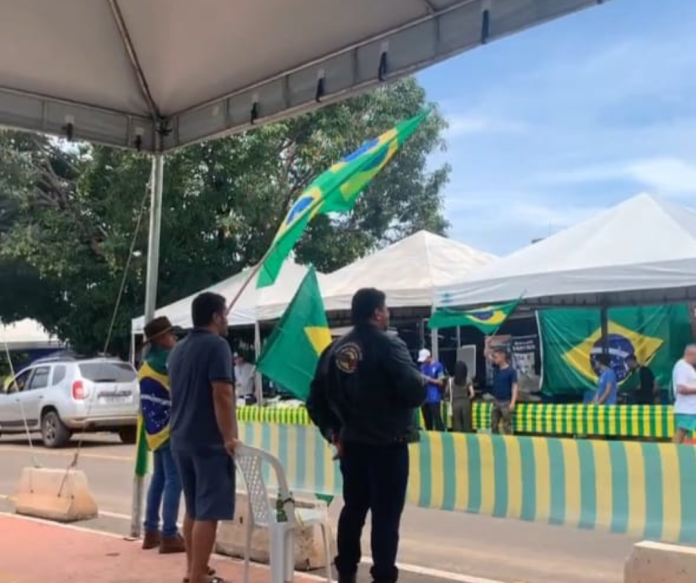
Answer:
[
  {"xmin": 168, "ymin": 292, "xmax": 237, "ymax": 583},
  {"xmin": 626, "ymin": 355, "xmax": 658, "ymax": 405},
  {"xmin": 487, "ymin": 346, "xmax": 519, "ymax": 435},
  {"xmin": 307, "ymin": 288, "xmax": 426, "ymax": 583}
]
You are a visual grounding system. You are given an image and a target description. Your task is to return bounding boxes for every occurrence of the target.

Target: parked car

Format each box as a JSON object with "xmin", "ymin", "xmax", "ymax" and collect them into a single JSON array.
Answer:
[{"xmin": 0, "ymin": 356, "xmax": 140, "ymax": 448}]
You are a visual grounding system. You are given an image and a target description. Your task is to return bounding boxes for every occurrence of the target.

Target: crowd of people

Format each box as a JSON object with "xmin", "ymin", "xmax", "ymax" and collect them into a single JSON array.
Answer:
[{"xmin": 135, "ymin": 285, "xmax": 696, "ymax": 583}]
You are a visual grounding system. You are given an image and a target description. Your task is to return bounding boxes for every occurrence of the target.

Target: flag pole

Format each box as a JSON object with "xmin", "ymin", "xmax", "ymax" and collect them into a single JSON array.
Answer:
[{"xmin": 225, "ymin": 256, "xmax": 267, "ymax": 316}]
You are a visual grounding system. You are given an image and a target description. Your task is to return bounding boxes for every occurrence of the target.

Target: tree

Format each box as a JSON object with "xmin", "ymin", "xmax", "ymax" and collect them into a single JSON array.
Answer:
[{"xmin": 0, "ymin": 77, "xmax": 450, "ymax": 354}]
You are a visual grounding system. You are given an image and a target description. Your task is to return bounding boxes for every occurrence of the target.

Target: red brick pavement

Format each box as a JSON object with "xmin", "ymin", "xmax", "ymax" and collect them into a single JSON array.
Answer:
[{"xmin": 0, "ymin": 514, "xmax": 319, "ymax": 583}]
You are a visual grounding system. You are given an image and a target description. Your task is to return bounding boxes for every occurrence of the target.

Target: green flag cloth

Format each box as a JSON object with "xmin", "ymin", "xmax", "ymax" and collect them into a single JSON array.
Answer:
[
  {"xmin": 428, "ymin": 299, "xmax": 520, "ymax": 333},
  {"xmin": 134, "ymin": 414, "xmax": 148, "ymax": 477},
  {"xmin": 538, "ymin": 304, "xmax": 692, "ymax": 397},
  {"xmin": 257, "ymin": 267, "xmax": 331, "ymax": 401},
  {"xmin": 257, "ymin": 110, "xmax": 430, "ymax": 288}
]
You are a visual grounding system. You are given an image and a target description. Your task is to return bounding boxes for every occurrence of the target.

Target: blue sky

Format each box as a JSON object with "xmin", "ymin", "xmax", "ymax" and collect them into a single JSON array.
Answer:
[{"xmin": 418, "ymin": 0, "xmax": 696, "ymax": 256}]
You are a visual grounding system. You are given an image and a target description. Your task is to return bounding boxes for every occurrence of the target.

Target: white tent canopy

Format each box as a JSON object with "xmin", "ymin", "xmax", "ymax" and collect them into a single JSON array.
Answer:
[
  {"xmin": 131, "ymin": 260, "xmax": 319, "ymax": 333},
  {"xmin": 434, "ymin": 194, "xmax": 696, "ymax": 309},
  {"xmin": 322, "ymin": 230, "xmax": 495, "ymax": 311},
  {"xmin": 0, "ymin": 318, "xmax": 62, "ymax": 351},
  {"xmin": 0, "ymin": 0, "xmax": 611, "ymax": 152}
]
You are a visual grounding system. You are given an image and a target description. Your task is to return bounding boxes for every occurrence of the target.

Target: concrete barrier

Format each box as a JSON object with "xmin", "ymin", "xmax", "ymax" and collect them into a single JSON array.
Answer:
[
  {"xmin": 216, "ymin": 491, "xmax": 334, "ymax": 570},
  {"xmin": 14, "ymin": 467, "xmax": 98, "ymax": 522},
  {"xmin": 625, "ymin": 541, "xmax": 696, "ymax": 583}
]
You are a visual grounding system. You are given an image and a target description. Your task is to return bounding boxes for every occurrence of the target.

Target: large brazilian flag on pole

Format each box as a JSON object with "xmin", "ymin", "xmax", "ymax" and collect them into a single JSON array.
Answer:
[{"xmin": 256, "ymin": 110, "xmax": 430, "ymax": 289}]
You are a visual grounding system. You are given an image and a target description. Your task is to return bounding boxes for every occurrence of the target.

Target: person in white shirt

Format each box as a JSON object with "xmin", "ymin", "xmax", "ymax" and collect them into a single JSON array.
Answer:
[
  {"xmin": 672, "ymin": 344, "xmax": 696, "ymax": 444},
  {"xmin": 233, "ymin": 352, "xmax": 256, "ymax": 400}
]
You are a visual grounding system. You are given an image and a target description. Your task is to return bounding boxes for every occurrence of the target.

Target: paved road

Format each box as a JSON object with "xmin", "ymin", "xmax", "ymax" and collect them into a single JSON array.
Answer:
[{"xmin": 0, "ymin": 434, "xmax": 636, "ymax": 583}]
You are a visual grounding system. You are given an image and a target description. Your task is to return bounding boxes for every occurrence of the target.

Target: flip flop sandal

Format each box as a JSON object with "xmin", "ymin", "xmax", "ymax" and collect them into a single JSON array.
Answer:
[{"xmin": 182, "ymin": 567, "xmax": 216, "ymax": 583}]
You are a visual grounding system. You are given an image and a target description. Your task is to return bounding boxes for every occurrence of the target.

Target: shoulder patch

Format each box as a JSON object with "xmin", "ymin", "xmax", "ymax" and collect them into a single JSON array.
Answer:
[{"xmin": 335, "ymin": 342, "xmax": 362, "ymax": 374}]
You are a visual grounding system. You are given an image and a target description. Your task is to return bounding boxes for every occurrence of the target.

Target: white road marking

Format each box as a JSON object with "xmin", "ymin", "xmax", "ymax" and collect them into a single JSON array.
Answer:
[
  {"xmin": 0, "ymin": 445, "xmax": 132, "ymax": 462},
  {"xmin": 62, "ymin": 509, "xmax": 507, "ymax": 583}
]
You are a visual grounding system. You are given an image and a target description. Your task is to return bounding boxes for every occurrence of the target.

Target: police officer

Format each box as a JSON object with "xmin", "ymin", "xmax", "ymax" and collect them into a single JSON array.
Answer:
[{"xmin": 307, "ymin": 288, "xmax": 426, "ymax": 583}]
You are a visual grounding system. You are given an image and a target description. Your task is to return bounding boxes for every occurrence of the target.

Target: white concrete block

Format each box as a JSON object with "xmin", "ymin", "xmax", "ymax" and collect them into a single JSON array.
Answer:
[
  {"xmin": 625, "ymin": 541, "xmax": 696, "ymax": 583},
  {"xmin": 216, "ymin": 491, "xmax": 334, "ymax": 570},
  {"xmin": 14, "ymin": 467, "xmax": 99, "ymax": 522}
]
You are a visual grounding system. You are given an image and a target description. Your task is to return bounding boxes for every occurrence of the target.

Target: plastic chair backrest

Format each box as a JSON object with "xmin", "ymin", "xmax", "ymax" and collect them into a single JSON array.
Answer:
[{"xmin": 235, "ymin": 443, "xmax": 294, "ymax": 527}]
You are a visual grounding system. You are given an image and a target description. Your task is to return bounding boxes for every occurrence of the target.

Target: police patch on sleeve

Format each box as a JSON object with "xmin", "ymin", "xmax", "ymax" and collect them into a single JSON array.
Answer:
[{"xmin": 335, "ymin": 342, "xmax": 362, "ymax": 374}]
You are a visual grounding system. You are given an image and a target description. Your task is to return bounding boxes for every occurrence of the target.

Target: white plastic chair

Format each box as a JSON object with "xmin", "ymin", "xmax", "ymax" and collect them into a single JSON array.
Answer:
[{"xmin": 235, "ymin": 443, "xmax": 333, "ymax": 583}]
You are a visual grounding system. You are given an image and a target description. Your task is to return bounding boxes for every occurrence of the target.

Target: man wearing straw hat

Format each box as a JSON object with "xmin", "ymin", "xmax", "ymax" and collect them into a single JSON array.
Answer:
[{"xmin": 139, "ymin": 316, "xmax": 185, "ymax": 553}]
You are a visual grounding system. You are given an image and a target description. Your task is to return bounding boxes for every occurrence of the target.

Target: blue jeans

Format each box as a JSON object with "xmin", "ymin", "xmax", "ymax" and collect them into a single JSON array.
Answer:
[{"xmin": 144, "ymin": 442, "xmax": 182, "ymax": 537}]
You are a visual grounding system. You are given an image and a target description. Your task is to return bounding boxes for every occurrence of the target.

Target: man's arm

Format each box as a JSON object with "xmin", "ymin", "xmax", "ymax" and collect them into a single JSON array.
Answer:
[
  {"xmin": 509, "ymin": 370, "xmax": 519, "ymax": 411},
  {"xmin": 306, "ymin": 343, "xmax": 342, "ymax": 443},
  {"xmin": 677, "ymin": 384, "xmax": 696, "ymax": 395},
  {"xmin": 597, "ymin": 378, "xmax": 614, "ymax": 404},
  {"xmin": 386, "ymin": 336, "xmax": 427, "ymax": 408},
  {"xmin": 210, "ymin": 341, "xmax": 238, "ymax": 451}
]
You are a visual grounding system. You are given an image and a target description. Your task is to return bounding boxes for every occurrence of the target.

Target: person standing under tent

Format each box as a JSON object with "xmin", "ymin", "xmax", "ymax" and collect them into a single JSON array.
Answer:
[
  {"xmin": 233, "ymin": 351, "xmax": 256, "ymax": 402},
  {"xmin": 307, "ymin": 287, "xmax": 426, "ymax": 583},
  {"xmin": 593, "ymin": 354, "xmax": 618, "ymax": 405},
  {"xmin": 487, "ymin": 346, "xmax": 519, "ymax": 435},
  {"xmin": 418, "ymin": 348, "xmax": 446, "ymax": 431},
  {"xmin": 449, "ymin": 360, "xmax": 475, "ymax": 433},
  {"xmin": 168, "ymin": 292, "xmax": 238, "ymax": 583},
  {"xmin": 139, "ymin": 316, "xmax": 185, "ymax": 554},
  {"xmin": 626, "ymin": 354, "xmax": 658, "ymax": 405},
  {"xmin": 672, "ymin": 344, "xmax": 696, "ymax": 444}
]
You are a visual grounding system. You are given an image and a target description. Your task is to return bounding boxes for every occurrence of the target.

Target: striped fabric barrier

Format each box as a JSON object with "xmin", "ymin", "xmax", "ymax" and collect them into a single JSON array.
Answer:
[
  {"xmin": 237, "ymin": 404, "xmax": 676, "ymax": 438},
  {"xmin": 238, "ymin": 421, "xmax": 696, "ymax": 543}
]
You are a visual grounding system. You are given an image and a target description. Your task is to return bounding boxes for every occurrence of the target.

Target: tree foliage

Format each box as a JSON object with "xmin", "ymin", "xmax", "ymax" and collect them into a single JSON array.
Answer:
[{"xmin": 0, "ymin": 78, "xmax": 450, "ymax": 355}]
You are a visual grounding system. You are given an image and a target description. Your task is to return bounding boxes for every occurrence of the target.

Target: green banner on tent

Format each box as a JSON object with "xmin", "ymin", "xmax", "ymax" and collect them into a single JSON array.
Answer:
[{"xmin": 538, "ymin": 305, "xmax": 692, "ymax": 397}]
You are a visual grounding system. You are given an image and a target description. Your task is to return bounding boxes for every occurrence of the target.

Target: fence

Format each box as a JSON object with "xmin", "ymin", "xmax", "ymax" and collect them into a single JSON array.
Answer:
[
  {"xmin": 238, "ymin": 421, "xmax": 696, "ymax": 543},
  {"xmin": 237, "ymin": 403, "xmax": 676, "ymax": 438}
]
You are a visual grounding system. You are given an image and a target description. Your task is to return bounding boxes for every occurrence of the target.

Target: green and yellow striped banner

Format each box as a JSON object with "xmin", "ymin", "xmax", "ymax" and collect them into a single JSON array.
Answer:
[
  {"xmin": 237, "ymin": 403, "xmax": 676, "ymax": 438},
  {"xmin": 238, "ymin": 421, "xmax": 696, "ymax": 543}
]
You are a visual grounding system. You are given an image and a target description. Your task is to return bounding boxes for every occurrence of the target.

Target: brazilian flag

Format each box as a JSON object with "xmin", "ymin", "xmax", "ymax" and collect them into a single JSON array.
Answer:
[
  {"xmin": 538, "ymin": 305, "xmax": 692, "ymax": 397},
  {"xmin": 428, "ymin": 298, "xmax": 520, "ymax": 333},
  {"xmin": 257, "ymin": 267, "xmax": 331, "ymax": 401},
  {"xmin": 256, "ymin": 110, "xmax": 429, "ymax": 288}
]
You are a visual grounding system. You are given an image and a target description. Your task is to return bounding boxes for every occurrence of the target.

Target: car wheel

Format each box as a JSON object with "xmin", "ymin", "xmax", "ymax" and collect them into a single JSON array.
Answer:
[
  {"xmin": 41, "ymin": 410, "xmax": 71, "ymax": 448},
  {"xmin": 118, "ymin": 426, "xmax": 138, "ymax": 445}
]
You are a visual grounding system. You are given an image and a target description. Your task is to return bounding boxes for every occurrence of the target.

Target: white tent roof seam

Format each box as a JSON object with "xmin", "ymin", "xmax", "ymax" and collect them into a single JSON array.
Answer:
[{"xmin": 0, "ymin": 0, "xmax": 612, "ymax": 152}]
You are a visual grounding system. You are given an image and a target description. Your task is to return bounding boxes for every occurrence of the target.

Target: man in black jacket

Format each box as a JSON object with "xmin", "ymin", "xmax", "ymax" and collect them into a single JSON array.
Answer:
[{"xmin": 307, "ymin": 288, "xmax": 426, "ymax": 583}]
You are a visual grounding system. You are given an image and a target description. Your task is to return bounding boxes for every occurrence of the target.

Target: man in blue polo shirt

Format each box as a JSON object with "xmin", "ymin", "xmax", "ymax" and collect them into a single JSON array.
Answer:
[
  {"xmin": 418, "ymin": 348, "xmax": 445, "ymax": 431},
  {"xmin": 488, "ymin": 347, "xmax": 519, "ymax": 435},
  {"xmin": 594, "ymin": 354, "xmax": 618, "ymax": 405}
]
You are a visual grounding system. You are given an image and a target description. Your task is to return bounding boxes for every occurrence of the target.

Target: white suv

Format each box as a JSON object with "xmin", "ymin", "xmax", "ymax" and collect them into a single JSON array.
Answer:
[{"xmin": 0, "ymin": 356, "xmax": 140, "ymax": 448}]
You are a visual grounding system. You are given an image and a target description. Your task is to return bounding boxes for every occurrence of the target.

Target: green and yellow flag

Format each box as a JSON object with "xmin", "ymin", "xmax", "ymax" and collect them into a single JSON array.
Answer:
[
  {"xmin": 428, "ymin": 298, "xmax": 521, "ymax": 334},
  {"xmin": 256, "ymin": 267, "xmax": 331, "ymax": 401},
  {"xmin": 257, "ymin": 110, "xmax": 430, "ymax": 288}
]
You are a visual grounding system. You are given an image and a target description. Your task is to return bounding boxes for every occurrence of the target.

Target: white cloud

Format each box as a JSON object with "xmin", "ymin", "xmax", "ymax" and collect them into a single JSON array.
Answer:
[
  {"xmin": 626, "ymin": 159, "xmax": 696, "ymax": 197},
  {"xmin": 534, "ymin": 157, "xmax": 696, "ymax": 198},
  {"xmin": 444, "ymin": 114, "xmax": 529, "ymax": 139}
]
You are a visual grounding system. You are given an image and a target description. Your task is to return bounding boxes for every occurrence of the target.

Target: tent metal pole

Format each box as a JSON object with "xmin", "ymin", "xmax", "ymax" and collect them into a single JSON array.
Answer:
[
  {"xmin": 130, "ymin": 150, "xmax": 164, "ymax": 538},
  {"xmin": 254, "ymin": 321, "xmax": 263, "ymax": 404}
]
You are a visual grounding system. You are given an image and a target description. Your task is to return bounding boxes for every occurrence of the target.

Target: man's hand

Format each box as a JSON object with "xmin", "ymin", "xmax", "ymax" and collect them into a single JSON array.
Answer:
[
  {"xmin": 225, "ymin": 437, "xmax": 240, "ymax": 456},
  {"xmin": 331, "ymin": 435, "xmax": 343, "ymax": 460},
  {"xmin": 509, "ymin": 402, "xmax": 516, "ymax": 413}
]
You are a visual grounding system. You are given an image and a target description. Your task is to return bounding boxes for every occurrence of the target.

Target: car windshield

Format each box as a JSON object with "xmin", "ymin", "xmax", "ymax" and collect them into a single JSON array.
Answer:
[{"xmin": 78, "ymin": 362, "xmax": 136, "ymax": 383}]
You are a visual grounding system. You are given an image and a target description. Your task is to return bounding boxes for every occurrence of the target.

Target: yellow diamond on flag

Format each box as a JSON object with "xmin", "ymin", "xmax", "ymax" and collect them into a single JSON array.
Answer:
[
  {"xmin": 561, "ymin": 320, "xmax": 663, "ymax": 384},
  {"xmin": 304, "ymin": 326, "xmax": 332, "ymax": 356}
]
